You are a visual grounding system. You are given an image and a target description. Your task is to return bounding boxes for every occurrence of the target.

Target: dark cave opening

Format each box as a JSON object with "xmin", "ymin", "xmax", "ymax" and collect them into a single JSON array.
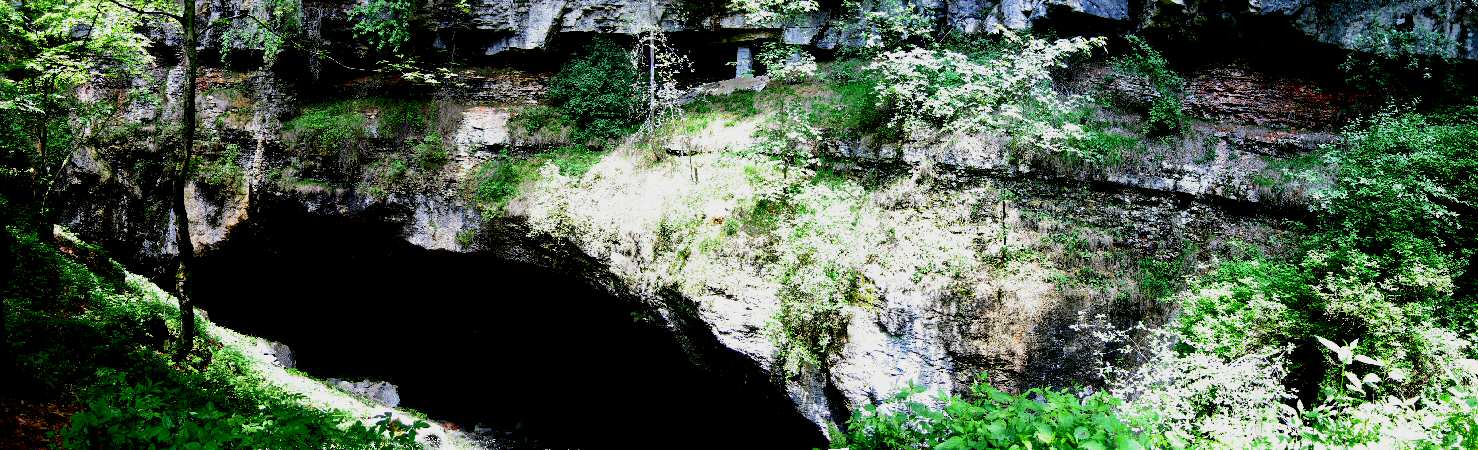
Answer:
[{"xmin": 191, "ymin": 202, "xmax": 826, "ymax": 449}]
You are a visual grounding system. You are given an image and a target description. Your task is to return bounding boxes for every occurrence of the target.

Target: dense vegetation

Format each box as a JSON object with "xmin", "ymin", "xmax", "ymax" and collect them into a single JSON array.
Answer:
[{"xmin": 833, "ymin": 107, "xmax": 1478, "ymax": 448}]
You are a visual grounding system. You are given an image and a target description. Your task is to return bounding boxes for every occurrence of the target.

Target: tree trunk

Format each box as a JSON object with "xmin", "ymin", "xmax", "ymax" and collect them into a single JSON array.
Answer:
[{"xmin": 172, "ymin": 0, "xmax": 199, "ymax": 363}]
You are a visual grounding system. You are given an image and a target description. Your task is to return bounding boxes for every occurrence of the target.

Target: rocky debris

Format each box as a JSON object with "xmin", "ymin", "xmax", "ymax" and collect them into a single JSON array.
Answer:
[
  {"xmin": 680, "ymin": 76, "xmax": 770, "ymax": 104},
  {"xmin": 249, "ymin": 339, "xmax": 297, "ymax": 368},
  {"xmin": 329, "ymin": 379, "xmax": 402, "ymax": 407}
]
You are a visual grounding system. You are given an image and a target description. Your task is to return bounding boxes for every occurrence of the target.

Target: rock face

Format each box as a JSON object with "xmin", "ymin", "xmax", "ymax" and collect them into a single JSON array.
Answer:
[
  {"xmin": 57, "ymin": 59, "xmax": 1311, "ymax": 439},
  {"xmin": 442, "ymin": 0, "xmax": 1478, "ymax": 60},
  {"xmin": 50, "ymin": 0, "xmax": 1394, "ymax": 440}
]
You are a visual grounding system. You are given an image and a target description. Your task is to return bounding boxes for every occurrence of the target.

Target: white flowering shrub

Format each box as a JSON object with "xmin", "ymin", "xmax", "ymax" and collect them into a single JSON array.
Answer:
[
  {"xmin": 867, "ymin": 30, "xmax": 1103, "ymax": 154},
  {"xmin": 729, "ymin": 0, "xmax": 818, "ymax": 26},
  {"xmin": 757, "ymin": 43, "xmax": 818, "ymax": 83},
  {"xmin": 1077, "ymin": 313, "xmax": 1301, "ymax": 447},
  {"xmin": 752, "ymin": 98, "xmax": 821, "ymax": 175}
]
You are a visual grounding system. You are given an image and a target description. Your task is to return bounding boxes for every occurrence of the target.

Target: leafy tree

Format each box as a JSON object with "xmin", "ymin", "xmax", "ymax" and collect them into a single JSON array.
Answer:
[
  {"xmin": 0, "ymin": 0, "xmax": 150, "ymax": 230},
  {"xmin": 546, "ymin": 37, "xmax": 642, "ymax": 145},
  {"xmin": 1, "ymin": 0, "xmax": 152, "ymax": 367},
  {"xmin": 349, "ymin": 0, "xmax": 414, "ymax": 54}
]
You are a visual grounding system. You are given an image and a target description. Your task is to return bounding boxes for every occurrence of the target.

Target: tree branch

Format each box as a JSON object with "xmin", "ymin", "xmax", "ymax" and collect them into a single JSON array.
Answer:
[
  {"xmin": 234, "ymin": 13, "xmax": 370, "ymax": 73},
  {"xmin": 201, "ymin": 12, "xmax": 250, "ymax": 34},
  {"xmin": 105, "ymin": 0, "xmax": 183, "ymax": 25}
]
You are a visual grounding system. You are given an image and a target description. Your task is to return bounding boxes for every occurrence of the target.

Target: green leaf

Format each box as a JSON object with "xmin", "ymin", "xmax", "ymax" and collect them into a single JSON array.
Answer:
[
  {"xmin": 1116, "ymin": 435, "xmax": 1146, "ymax": 450},
  {"xmin": 1315, "ymin": 335, "xmax": 1341, "ymax": 355},
  {"xmin": 1035, "ymin": 425, "xmax": 1055, "ymax": 444},
  {"xmin": 1354, "ymin": 354, "xmax": 1383, "ymax": 366}
]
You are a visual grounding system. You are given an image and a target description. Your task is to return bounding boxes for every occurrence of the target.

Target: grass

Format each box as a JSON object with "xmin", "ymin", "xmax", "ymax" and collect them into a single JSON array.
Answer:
[
  {"xmin": 508, "ymin": 105, "xmax": 575, "ymax": 146},
  {"xmin": 469, "ymin": 145, "xmax": 605, "ymax": 217},
  {"xmin": 660, "ymin": 90, "xmax": 763, "ymax": 137},
  {"xmin": 686, "ymin": 90, "xmax": 760, "ymax": 117},
  {"xmin": 285, "ymin": 98, "xmax": 432, "ymax": 149},
  {"xmin": 1071, "ymin": 129, "xmax": 1137, "ymax": 165}
]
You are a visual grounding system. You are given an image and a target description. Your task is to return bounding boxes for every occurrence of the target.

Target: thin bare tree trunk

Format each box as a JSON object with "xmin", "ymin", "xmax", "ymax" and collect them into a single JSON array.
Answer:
[{"xmin": 172, "ymin": 0, "xmax": 199, "ymax": 363}]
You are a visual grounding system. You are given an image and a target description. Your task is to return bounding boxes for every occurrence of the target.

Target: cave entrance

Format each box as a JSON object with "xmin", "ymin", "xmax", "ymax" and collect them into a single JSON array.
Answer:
[{"xmin": 192, "ymin": 202, "xmax": 825, "ymax": 449}]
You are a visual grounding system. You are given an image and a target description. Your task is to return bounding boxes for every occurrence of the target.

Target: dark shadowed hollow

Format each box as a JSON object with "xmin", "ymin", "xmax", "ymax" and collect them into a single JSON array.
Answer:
[{"xmin": 191, "ymin": 203, "xmax": 826, "ymax": 449}]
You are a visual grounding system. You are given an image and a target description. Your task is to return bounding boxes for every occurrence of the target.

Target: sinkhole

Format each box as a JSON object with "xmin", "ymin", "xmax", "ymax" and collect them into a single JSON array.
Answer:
[{"xmin": 192, "ymin": 202, "xmax": 826, "ymax": 449}]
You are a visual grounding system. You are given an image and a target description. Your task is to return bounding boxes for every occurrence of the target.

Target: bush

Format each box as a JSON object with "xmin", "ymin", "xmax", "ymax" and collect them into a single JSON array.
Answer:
[
  {"xmin": 867, "ymin": 31, "xmax": 1103, "ymax": 154},
  {"xmin": 546, "ymin": 37, "xmax": 643, "ymax": 145},
  {"xmin": 1143, "ymin": 106, "xmax": 1478, "ymax": 447},
  {"xmin": 837, "ymin": 374, "xmax": 1154, "ymax": 450},
  {"xmin": 1340, "ymin": 23, "xmax": 1468, "ymax": 100},
  {"xmin": 1112, "ymin": 36, "xmax": 1186, "ymax": 136}
]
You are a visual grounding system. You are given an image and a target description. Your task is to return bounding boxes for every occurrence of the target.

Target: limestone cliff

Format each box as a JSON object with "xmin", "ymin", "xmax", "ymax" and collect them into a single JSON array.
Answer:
[{"xmin": 51, "ymin": 0, "xmax": 1399, "ymax": 438}]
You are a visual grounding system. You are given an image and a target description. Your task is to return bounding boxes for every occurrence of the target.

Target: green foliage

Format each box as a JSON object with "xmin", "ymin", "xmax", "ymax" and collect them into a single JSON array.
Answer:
[
  {"xmin": 507, "ymin": 105, "xmax": 575, "ymax": 145},
  {"xmin": 1159, "ymin": 106, "xmax": 1478, "ymax": 446},
  {"xmin": 867, "ymin": 31, "xmax": 1104, "ymax": 154},
  {"xmin": 544, "ymin": 145, "xmax": 602, "ymax": 177},
  {"xmin": 283, "ymin": 98, "xmax": 432, "ymax": 180},
  {"xmin": 412, "ymin": 132, "xmax": 449, "ymax": 172},
  {"xmin": 837, "ymin": 375, "xmax": 1153, "ymax": 450},
  {"xmin": 469, "ymin": 146, "xmax": 603, "ymax": 217},
  {"xmin": 729, "ymin": 0, "xmax": 817, "ymax": 26},
  {"xmin": 812, "ymin": 65, "xmax": 892, "ymax": 140},
  {"xmin": 470, "ymin": 151, "xmax": 536, "ymax": 217},
  {"xmin": 546, "ymin": 37, "xmax": 642, "ymax": 145},
  {"xmin": 0, "ymin": 0, "xmax": 150, "ymax": 221},
  {"xmin": 756, "ymin": 43, "xmax": 817, "ymax": 82},
  {"xmin": 61, "ymin": 365, "xmax": 426, "ymax": 449},
  {"xmin": 1341, "ymin": 23, "xmax": 1467, "ymax": 99},
  {"xmin": 1112, "ymin": 36, "xmax": 1186, "ymax": 136},
  {"xmin": 287, "ymin": 100, "xmax": 367, "ymax": 151},
  {"xmin": 195, "ymin": 143, "xmax": 245, "ymax": 199},
  {"xmin": 349, "ymin": 0, "xmax": 414, "ymax": 53},
  {"xmin": 754, "ymin": 98, "xmax": 820, "ymax": 177},
  {"xmin": 220, "ymin": 0, "xmax": 302, "ymax": 65},
  {"xmin": 1068, "ymin": 129, "xmax": 1137, "ymax": 166},
  {"xmin": 685, "ymin": 90, "xmax": 760, "ymax": 118}
]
